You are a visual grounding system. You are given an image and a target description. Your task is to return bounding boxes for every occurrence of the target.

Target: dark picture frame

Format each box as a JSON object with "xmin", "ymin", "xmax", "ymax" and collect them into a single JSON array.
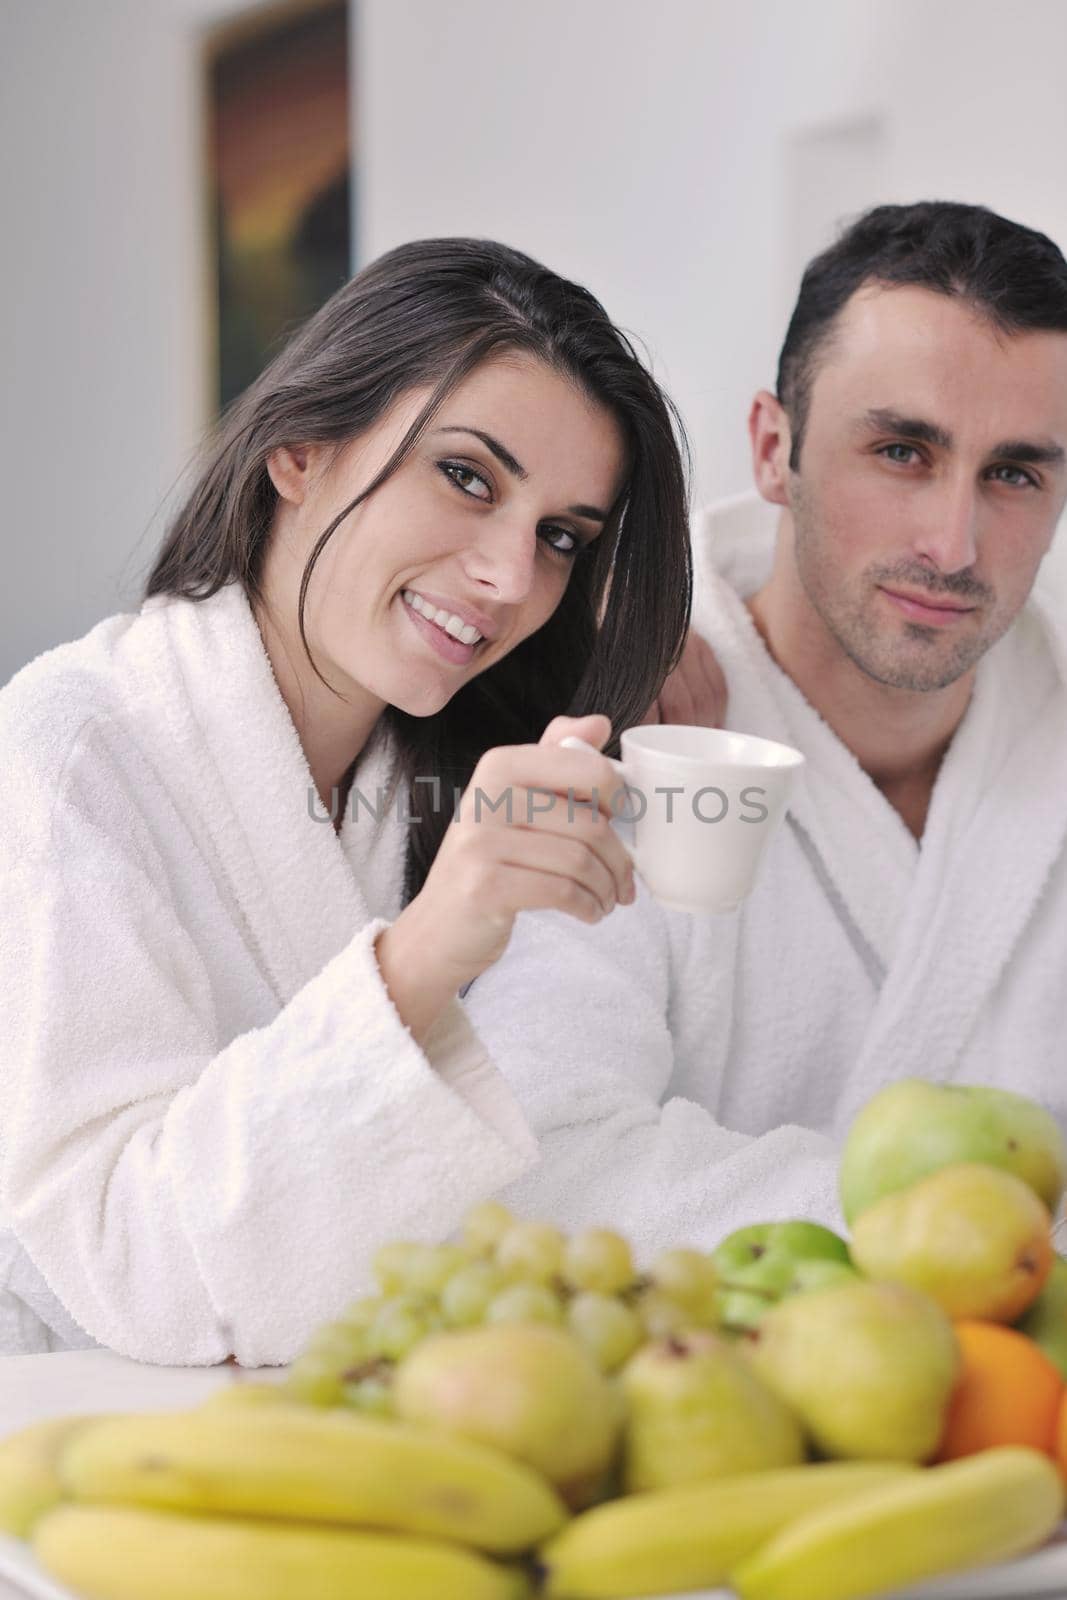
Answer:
[{"xmin": 204, "ymin": 0, "xmax": 353, "ymax": 413}]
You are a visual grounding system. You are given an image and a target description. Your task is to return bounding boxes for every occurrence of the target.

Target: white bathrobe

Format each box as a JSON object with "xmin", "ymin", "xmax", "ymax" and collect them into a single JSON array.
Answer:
[
  {"xmin": 464, "ymin": 494, "xmax": 1067, "ymax": 1262},
  {"xmin": 0, "ymin": 582, "xmax": 537, "ymax": 1364}
]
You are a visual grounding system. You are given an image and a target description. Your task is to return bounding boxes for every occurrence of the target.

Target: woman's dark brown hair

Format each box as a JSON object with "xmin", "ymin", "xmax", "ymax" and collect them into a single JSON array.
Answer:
[{"xmin": 145, "ymin": 238, "xmax": 692, "ymax": 897}]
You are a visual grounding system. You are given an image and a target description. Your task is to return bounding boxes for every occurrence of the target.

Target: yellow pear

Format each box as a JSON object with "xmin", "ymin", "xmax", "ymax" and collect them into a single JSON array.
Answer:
[
  {"xmin": 851, "ymin": 1162, "xmax": 1052, "ymax": 1322},
  {"xmin": 620, "ymin": 1331, "xmax": 805, "ymax": 1492},
  {"xmin": 393, "ymin": 1324, "xmax": 619, "ymax": 1508},
  {"xmin": 747, "ymin": 1281, "xmax": 959, "ymax": 1461}
]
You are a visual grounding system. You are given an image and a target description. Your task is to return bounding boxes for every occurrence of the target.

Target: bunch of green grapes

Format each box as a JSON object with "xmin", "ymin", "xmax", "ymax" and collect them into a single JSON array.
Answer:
[{"xmin": 286, "ymin": 1204, "xmax": 721, "ymax": 1412}]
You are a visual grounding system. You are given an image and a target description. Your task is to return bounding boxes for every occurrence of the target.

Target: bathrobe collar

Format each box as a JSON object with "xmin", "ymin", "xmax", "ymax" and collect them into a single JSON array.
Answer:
[
  {"xmin": 137, "ymin": 582, "xmax": 404, "ymax": 1005},
  {"xmin": 694, "ymin": 493, "xmax": 1067, "ymax": 1105}
]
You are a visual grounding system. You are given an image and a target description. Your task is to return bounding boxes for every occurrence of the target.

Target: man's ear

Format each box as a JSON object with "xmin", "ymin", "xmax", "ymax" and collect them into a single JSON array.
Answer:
[
  {"xmin": 748, "ymin": 390, "xmax": 792, "ymax": 507},
  {"xmin": 266, "ymin": 443, "xmax": 328, "ymax": 506}
]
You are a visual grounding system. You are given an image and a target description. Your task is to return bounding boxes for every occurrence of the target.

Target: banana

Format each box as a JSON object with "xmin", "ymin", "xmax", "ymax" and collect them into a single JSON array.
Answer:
[
  {"xmin": 0, "ymin": 1413, "xmax": 110, "ymax": 1538},
  {"xmin": 536, "ymin": 1460, "xmax": 915, "ymax": 1598},
  {"xmin": 34, "ymin": 1502, "xmax": 532, "ymax": 1600},
  {"xmin": 732, "ymin": 1445, "xmax": 1066, "ymax": 1600},
  {"xmin": 59, "ymin": 1405, "xmax": 566, "ymax": 1554}
]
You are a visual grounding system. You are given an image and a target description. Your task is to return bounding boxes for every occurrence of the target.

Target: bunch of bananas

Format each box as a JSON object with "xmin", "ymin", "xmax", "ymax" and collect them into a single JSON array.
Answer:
[
  {"xmin": 538, "ymin": 1448, "xmax": 1063, "ymax": 1598},
  {"xmin": 0, "ymin": 1392, "xmax": 1063, "ymax": 1600},
  {"xmin": 1, "ymin": 1398, "xmax": 559, "ymax": 1599}
]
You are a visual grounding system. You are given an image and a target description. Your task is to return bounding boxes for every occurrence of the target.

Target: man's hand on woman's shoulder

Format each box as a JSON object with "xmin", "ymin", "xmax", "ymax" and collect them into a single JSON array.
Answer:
[{"xmin": 641, "ymin": 629, "xmax": 727, "ymax": 728}]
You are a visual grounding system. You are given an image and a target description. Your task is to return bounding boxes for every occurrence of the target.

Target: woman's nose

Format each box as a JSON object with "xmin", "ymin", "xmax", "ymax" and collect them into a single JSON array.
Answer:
[{"xmin": 463, "ymin": 520, "xmax": 539, "ymax": 604}]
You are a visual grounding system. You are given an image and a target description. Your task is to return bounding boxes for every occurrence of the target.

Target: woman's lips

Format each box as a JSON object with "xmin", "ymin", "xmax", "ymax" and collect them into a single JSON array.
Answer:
[
  {"xmin": 879, "ymin": 587, "xmax": 978, "ymax": 627},
  {"xmin": 400, "ymin": 592, "xmax": 480, "ymax": 664}
]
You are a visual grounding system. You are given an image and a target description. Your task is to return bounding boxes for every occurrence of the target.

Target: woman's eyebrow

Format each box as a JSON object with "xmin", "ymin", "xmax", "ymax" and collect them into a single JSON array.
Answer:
[
  {"xmin": 432, "ymin": 425, "xmax": 609, "ymax": 522},
  {"xmin": 433, "ymin": 426, "xmax": 527, "ymax": 480}
]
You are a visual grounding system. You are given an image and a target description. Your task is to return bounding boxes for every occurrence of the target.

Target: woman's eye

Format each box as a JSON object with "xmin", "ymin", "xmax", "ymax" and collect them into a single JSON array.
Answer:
[
  {"xmin": 539, "ymin": 524, "xmax": 579, "ymax": 556},
  {"xmin": 440, "ymin": 461, "xmax": 492, "ymax": 501},
  {"xmin": 437, "ymin": 459, "xmax": 583, "ymax": 556},
  {"xmin": 880, "ymin": 443, "xmax": 920, "ymax": 466}
]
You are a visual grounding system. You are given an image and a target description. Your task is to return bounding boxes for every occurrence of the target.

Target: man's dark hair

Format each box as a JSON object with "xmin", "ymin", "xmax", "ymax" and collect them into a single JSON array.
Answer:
[{"xmin": 776, "ymin": 201, "xmax": 1067, "ymax": 470}]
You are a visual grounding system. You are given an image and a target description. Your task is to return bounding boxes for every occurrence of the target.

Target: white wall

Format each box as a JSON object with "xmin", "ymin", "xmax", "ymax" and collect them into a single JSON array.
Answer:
[
  {"xmin": 359, "ymin": 0, "xmax": 1067, "ymax": 513},
  {"xmin": 360, "ymin": 0, "xmax": 878, "ymax": 505},
  {"xmin": 0, "ymin": 1, "xmax": 212, "ymax": 686},
  {"xmin": 4, "ymin": 0, "xmax": 1067, "ymax": 684}
]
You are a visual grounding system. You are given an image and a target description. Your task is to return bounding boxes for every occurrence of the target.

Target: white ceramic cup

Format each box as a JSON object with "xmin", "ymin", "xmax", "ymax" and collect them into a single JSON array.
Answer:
[{"xmin": 561, "ymin": 723, "xmax": 805, "ymax": 914}]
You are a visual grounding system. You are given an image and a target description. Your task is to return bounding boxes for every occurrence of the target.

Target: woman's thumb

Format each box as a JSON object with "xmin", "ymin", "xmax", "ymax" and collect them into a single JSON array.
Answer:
[{"xmin": 540, "ymin": 712, "xmax": 612, "ymax": 750}]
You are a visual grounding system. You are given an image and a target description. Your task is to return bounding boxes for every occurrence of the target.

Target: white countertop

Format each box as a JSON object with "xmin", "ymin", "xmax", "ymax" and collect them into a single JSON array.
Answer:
[{"xmin": 0, "ymin": 1348, "xmax": 279, "ymax": 1436}]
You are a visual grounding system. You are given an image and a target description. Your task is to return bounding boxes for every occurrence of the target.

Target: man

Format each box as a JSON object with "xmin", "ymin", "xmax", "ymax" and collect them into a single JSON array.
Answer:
[{"xmin": 464, "ymin": 200, "xmax": 1067, "ymax": 1255}]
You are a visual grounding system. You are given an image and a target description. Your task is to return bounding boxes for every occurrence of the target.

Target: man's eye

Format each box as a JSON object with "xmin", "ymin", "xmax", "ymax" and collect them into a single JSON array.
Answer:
[
  {"xmin": 990, "ymin": 463, "xmax": 1037, "ymax": 489},
  {"xmin": 439, "ymin": 461, "xmax": 492, "ymax": 501},
  {"xmin": 880, "ymin": 443, "xmax": 920, "ymax": 465}
]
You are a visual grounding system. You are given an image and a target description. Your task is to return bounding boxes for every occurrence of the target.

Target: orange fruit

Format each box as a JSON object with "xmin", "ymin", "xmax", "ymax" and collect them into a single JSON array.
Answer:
[
  {"xmin": 936, "ymin": 1320, "xmax": 1063, "ymax": 1461},
  {"xmin": 1057, "ymin": 1390, "xmax": 1067, "ymax": 1478}
]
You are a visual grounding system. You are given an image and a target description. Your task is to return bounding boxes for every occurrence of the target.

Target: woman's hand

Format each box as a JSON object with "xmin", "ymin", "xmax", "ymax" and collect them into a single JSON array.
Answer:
[
  {"xmin": 375, "ymin": 714, "xmax": 634, "ymax": 1042},
  {"xmin": 640, "ymin": 629, "xmax": 728, "ymax": 728}
]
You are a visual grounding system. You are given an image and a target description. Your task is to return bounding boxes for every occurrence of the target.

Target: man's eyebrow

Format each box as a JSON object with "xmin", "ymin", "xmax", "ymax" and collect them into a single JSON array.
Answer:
[
  {"xmin": 989, "ymin": 438, "xmax": 1066, "ymax": 468},
  {"xmin": 432, "ymin": 425, "xmax": 610, "ymax": 522},
  {"xmin": 861, "ymin": 410, "xmax": 1066, "ymax": 470},
  {"xmin": 862, "ymin": 409, "xmax": 953, "ymax": 449}
]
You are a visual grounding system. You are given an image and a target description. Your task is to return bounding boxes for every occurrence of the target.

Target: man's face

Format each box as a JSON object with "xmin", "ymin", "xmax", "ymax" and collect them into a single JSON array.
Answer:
[{"xmin": 785, "ymin": 284, "xmax": 1067, "ymax": 691}]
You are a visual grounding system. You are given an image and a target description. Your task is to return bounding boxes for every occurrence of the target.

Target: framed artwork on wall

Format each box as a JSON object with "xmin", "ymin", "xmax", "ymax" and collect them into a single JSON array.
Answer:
[{"xmin": 205, "ymin": 0, "xmax": 352, "ymax": 414}]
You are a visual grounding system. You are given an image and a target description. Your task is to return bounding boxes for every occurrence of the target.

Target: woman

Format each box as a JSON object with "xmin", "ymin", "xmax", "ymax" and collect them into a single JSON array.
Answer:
[{"xmin": 0, "ymin": 239, "xmax": 691, "ymax": 1365}]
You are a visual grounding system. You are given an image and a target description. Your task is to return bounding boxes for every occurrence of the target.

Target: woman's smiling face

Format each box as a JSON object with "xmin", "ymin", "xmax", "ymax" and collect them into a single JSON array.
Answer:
[{"xmin": 264, "ymin": 353, "xmax": 628, "ymax": 721}]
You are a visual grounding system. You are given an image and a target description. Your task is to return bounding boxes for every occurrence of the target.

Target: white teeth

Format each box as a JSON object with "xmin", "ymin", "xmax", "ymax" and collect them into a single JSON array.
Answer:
[{"xmin": 401, "ymin": 590, "xmax": 483, "ymax": 646}]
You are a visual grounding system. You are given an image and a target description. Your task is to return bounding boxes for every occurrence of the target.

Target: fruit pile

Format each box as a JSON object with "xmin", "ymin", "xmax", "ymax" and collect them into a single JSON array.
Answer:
[{"xmin": 3, "ymin": 1078, "xmax": 1067, "ymax": 1600}]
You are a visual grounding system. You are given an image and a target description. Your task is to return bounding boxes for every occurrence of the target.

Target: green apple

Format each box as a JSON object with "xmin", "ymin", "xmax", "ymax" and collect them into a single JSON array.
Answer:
[
  {"xmin": 718, "ymin": 1255, "xmax": 858, "ymax": 1335},
  {"xmin": 713, "ymin": 1221, "xmax": 851, "ymax": 1277},
  {"xmin": 787, "ymin": 1258, "xmax": 859, "ymax": 1296},
  {"xmin": 1016, "ymin": 1255, "xmax": 1067, "ymax": 1379},
  {"xmin": 717, "ymin": 1255, "xmax": 798, "ymax": 1334},
  {"xmin": 839, "ymin": 1079, "xmax": 1066, "ymax": 1225},
  {"xmin": 747, "ymin": 1280, "xmax": 960, "ymax": 1461}
]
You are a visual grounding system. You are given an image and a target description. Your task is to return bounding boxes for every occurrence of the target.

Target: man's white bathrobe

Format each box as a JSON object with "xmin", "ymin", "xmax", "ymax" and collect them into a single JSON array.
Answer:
[
  {"xmin": 464, "ymin": 494, "xmax": 1067, "ymax": 1262},
  {"xmin": 0, "ymin": 582, "xmax": 538, "ymax": 1363}
]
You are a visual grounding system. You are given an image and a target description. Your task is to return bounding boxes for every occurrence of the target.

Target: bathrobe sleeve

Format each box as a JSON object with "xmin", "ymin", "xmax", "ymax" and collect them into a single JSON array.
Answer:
[
  {"xmin": 463, "ymin": 888, "xmax": 843, "ymax": 1262},
  {"xmin": 0, "ymin": 722, "xmax": 537, "ymax": 1368}
]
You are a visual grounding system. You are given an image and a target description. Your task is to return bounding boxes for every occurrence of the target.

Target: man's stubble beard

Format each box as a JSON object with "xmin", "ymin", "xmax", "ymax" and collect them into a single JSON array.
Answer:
[{"xmin": 788, "ymin": 474, "xmax": 1006, "ymax": 693}]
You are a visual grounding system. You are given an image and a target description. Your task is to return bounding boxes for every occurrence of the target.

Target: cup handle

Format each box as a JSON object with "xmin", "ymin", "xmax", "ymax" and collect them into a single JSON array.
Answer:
[{"xmin": 559, "ymin": 735, "xmax": 636, "ymax": 861}]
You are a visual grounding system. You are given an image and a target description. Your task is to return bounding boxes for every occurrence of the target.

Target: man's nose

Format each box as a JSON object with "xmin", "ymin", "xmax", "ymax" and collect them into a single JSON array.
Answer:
[
  {"xmin": 463, "ymin": 519, "xmax": 539, "ymax": 604},
  {"xmin": 912, "ymin": 475, "xmax": 981, "ymax": 575}
]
